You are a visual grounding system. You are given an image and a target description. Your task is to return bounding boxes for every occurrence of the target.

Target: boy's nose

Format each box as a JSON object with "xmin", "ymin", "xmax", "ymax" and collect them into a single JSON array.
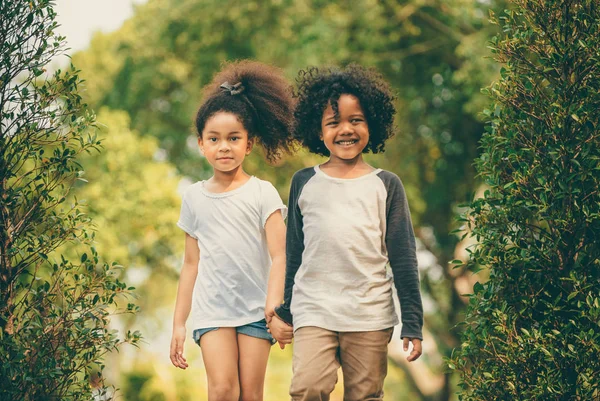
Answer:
[{"xmin": 338, "ymin": 124, "xmax": 355, "ymax": 134}]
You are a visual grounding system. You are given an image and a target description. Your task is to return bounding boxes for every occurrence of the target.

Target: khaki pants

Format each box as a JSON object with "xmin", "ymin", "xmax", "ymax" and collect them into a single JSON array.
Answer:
[{"xmin": 290, "ymin": 326, "xmax": 393, "ymax": 401}]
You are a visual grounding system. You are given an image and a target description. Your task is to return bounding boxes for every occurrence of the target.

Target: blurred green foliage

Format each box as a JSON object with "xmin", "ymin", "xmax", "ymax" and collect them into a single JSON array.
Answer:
[{"xmin": 75, "ymin": 108, "xmax": 183, "ymax": 321}]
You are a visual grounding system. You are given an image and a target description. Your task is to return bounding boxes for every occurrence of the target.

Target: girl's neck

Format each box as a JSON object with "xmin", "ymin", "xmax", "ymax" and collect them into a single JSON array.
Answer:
[
  {"xmin": 206, "ymin": 166, "xmax": 251, "ymax": 192},
  {"xmin": 320, "ymin": 155, "xmax": 375, "ymax": 178}
]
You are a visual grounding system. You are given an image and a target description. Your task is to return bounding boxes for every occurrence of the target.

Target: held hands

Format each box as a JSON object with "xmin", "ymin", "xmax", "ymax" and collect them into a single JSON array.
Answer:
[
  {"xmin": 403, "ymin": 337, "xmax": 422, "ymax": 362},
  {"xmin": 170, "ymin": 325, "xmax": 189, "ymax": 369},
  {"xmin": 265, "ymin": 308, "xmax": 293, "ymax": 349},
  {"xmin": 265, "ymin": 304, "xmax": 277, "ymax": 326}
]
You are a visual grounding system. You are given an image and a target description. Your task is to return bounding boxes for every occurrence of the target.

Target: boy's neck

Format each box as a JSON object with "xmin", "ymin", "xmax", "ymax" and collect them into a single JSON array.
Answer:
[
  {"xmin": 320, "ymin": 155, "xmax": 375, "ymax": 179},
  {"xmin": 206, "ymin": 166, "xmax": 251, "ymax": 192}
]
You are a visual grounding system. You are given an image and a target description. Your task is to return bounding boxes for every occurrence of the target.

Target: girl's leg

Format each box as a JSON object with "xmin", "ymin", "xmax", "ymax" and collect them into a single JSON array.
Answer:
[
  {"xmin": 200, "ymin": 328, "xmax": 240, "ymax": 401},
  {"xmin": 237, "ymin": 333, "xmax": 271, "ymax": 401}
]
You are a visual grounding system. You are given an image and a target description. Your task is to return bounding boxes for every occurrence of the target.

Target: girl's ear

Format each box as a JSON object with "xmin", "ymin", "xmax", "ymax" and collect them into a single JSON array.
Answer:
[
  {"xmin": 246, "ymin": 137, "xmax": 254, "ymax": 155},
  {"xmin": 197, "ymin": 137, "xmax": 205, "ymax": 155}
]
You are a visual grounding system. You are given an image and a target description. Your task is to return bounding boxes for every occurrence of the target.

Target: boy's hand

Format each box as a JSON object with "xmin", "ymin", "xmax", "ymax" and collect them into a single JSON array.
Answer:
[
  {"xmin": 403, "ymin": 337, "xmax": 422, "ymax": 362},
  {"xmin": 267, "ymin": 315, "xmax": 293, "ymax": 349},
  {"xmin": 170, "ymin": 325, "xmax": 188, "ymax": 369}
]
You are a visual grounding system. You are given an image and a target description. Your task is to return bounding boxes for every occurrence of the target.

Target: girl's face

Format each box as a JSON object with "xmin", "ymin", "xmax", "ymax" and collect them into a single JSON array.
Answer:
[
  {"xmin": 199, "ymin": 112, "xmax": 253, "ymax": 173},
  {"xmin": 320, "ymin": 94, "xmax": 369, "ymax": 163}
]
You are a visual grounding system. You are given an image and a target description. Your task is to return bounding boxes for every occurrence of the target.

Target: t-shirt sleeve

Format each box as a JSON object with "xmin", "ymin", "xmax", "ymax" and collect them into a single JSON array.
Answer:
[
  {"xmin": 177, "ymin": 191, "xmax": 197, "ymax": 239},
  {"xmin": 260, "ymin": 181, "xmax": 288, "ymax": 228},
  {"xmin": 382, "ymin": 172, "xmax": 424, "ymax": 340}
]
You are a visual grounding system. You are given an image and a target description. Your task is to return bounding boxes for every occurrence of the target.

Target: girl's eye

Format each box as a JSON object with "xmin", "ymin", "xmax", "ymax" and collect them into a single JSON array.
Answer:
[
  {"xmin": 351, "ymin": 118, "xmax": 364, "ymax": 123},
  {"xmin": 230, "ymin": 137, "xmax": 240, "ymax": 142},
  {"xmin": 208, "ymin": 137, "xmax": 218, "ymax": 142},
  {"xmin": 326, "ymin": 121, "xmax": 339, "ymax": 126}
]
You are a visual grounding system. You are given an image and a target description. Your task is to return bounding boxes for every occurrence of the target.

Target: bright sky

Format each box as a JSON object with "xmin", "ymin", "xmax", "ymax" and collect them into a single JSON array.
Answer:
[{"xmin": 54, "ymin": 0, "xmax": 147, "ymax": 53}]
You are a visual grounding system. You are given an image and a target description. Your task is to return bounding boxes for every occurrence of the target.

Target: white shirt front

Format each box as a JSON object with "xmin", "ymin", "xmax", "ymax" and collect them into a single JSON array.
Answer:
[{"xmin": 177, "ymin": 176, "xmax": 287, "ymax": 329}]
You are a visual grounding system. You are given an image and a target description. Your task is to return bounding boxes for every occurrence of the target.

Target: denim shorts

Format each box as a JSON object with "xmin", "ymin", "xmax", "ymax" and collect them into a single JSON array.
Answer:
[{"xmin": 193, "ymin": 318, "xmax": 276, "ymax": 346}]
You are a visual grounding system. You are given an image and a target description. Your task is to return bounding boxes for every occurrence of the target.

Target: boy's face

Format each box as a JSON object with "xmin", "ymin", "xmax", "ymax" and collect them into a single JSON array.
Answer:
[
  {"xmin": 320, "ymin": 94, "xmax": 369, "ymax": 162},
  {"xmin": 199, "ymin": 112, "xmax": 253, "ymax": 173}
]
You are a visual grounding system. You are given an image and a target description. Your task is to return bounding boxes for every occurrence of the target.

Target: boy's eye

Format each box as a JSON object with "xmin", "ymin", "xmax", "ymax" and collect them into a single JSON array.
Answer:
[
  {"xmin": 208, "ymin": 137, "xmax": 218, "ymax": 142},
  {"xmin": 326, "ymin": 121, "xmax": 339, "ymax": 126},
  {"xmin": 230, "ymin": 137, "xmax": 240, "ymax": 141},
  {"xmin": 351, "ymin": 118, "xmax": 364, "ymax": 123}
]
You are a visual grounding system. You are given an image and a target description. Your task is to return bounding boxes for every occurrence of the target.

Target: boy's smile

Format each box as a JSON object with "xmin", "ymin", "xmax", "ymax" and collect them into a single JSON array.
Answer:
[
  {"xmin": 320, "ymin": 94, "xmax": 369, "ymax": 162},
  {"xmin": 334, "ymin": 139, "xmax": 359, "ymax": 146}
]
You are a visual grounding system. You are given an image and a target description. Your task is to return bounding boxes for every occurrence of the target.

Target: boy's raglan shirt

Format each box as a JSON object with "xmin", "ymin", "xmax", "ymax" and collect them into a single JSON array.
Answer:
[{"xmin": 274, "ymin": 166, "xmax": 423, "ymax": 340}]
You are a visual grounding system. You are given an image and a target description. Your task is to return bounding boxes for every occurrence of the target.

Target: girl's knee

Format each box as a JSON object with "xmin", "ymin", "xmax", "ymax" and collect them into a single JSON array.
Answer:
[
  {"xmin": 208, "ymin": 380, "xmax": 240, "ymax": 401},
  {"xmin": 239, "ymin": 388, "xmax": 263, "ymax": 401}
]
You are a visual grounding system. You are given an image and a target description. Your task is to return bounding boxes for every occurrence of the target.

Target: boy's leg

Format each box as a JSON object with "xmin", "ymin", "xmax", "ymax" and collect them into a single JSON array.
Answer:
[
  {"xmin": 290, "ymin": 326, "xmax": 340, "ymax": 401},
  {"xmin": 199, "ymin": 328, "xmax": 240, "ymax": 401},
  {"xmin": 338, "ymin": 328, "xmax": 393, "ymax": 401},
  {"xmin": 237, "ymin": 332, "xmax": 272, "ymax": 401}
]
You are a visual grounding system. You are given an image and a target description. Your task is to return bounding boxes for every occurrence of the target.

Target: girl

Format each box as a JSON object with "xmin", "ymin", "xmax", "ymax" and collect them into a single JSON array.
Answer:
[
  {"xmin": 170, "ymin": 60, "xmax": 294, "ymax": 401},
  {"xmin": 271, "ymin": 64, "xmax": 424, "ymax": 400}
]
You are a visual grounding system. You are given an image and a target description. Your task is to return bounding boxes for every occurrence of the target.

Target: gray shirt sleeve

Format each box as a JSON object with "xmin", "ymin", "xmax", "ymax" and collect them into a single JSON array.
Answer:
[
  {"xmin": 274, "ymin": 168, "xmax": 315, "ymax": 325},
  {"xmin": 378, "ymin": 171, "xmax": 424, "ymax": 340}
]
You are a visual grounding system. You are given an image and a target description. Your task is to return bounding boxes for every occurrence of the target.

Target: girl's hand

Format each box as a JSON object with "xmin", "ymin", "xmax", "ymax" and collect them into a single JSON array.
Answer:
[
  {"xmin": 264, "ymin": 303, "xmax": 278, "ymax": 324},
  {"xmin": 267, "ymin": 315, "xmax": 293, "ymax": 349},
  {"xmin": 170, "ymin": 326, "xmax": 189, "ymax": 369},
  {"xmin": 403, "ymin": 337, "xmax": 422, "ymax": 362}
]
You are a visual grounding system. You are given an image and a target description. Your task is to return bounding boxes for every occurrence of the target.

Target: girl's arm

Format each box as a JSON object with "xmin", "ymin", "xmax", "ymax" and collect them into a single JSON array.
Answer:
[
  {"xmin": 264, "ymin": 210, "xmax": 286, "ymax": 322},
  {"xmin": 170, "ymin": 233, "xmax": 200, "ymax": 370},
  {"xmin": 264, "ymin": 210, "xmax": 294, "ymax": 348}
]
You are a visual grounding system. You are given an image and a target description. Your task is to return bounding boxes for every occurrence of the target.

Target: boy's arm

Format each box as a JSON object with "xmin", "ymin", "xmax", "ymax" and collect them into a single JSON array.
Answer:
[
  {"xmin": 273, "ymin": 174, "xmax": 305, "ymax": 326},
  {"xmin": 383, "ymin": 172, "xmax": 424, "ymax": 341}
]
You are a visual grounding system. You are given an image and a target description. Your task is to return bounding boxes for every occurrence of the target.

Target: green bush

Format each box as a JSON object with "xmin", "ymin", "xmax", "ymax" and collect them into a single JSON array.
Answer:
[
  {"xmin": 0, "ymin": 1, "xmax": 140, "ymax": 399},
  {"xmin": 450, "ymin": 1, "xmax": 600, "ymax": 400}
]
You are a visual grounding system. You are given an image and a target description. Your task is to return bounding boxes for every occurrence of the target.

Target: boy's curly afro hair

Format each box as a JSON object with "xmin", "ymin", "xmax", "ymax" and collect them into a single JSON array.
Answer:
[
  {"xmin": 195, "ymin": 60, "xmax": 295, "ymax": 163},
  {"xmin": 294, "ymin": 64, "xmax": 396, "ymax": 157}
]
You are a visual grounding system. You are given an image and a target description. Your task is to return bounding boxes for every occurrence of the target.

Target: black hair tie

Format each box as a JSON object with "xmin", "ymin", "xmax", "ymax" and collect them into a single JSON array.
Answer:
[{"xmin": 220, "ymin": 81, "xmax": 245, "ymax": 95}]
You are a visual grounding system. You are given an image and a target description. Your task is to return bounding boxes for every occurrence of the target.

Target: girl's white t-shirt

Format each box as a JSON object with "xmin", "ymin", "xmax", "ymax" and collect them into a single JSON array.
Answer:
[{"xmin": 177, "ymin": 176, "xmax": 287, "ymax": 330}]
